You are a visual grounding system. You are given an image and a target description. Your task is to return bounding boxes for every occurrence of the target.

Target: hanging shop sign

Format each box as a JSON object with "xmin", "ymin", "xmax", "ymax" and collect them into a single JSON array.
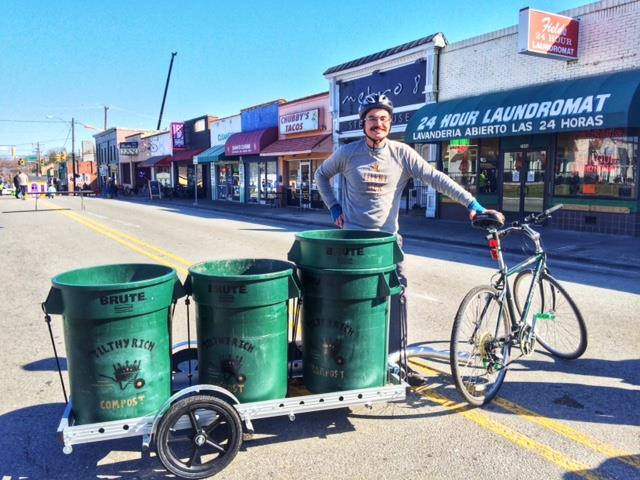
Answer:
[
  {"xmin": 279, "ymin": 108, "xmax": 319, "ymax": 135},
  {"xmin": 171, "ymin": 122, "xmax": 185, "ymax": 149},
  {"xmin": 119, "ymin": 141, "xmax": 139, "ymax": 156},
  {"xmin": 338, "ymin": 61, "xmax": 426, "ymax": 119},
  {"xmin": 517, "ymin": 8, "xmax": 579, "ymax": 60}
]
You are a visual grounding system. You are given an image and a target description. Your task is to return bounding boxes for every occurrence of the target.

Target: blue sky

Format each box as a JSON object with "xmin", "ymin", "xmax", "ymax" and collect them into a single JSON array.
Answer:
[{"xmin": 0, "ymin": 0, "xmax": 589, "ymax": 156}]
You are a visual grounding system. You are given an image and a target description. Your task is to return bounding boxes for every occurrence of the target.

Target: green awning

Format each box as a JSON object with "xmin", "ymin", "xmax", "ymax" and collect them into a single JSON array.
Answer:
[
  {"xmin": 194, "ymin": 145, "xmax": 227, "ymax": 164},
  {"xmin": 406, "ymin": 69, "xmax": 640, "ymax": 143}
]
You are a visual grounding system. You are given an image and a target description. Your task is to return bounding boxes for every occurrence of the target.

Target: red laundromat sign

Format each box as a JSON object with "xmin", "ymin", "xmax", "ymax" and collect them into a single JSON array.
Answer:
[{"xmin": 517, "ymin": 8, "xmax": 579, "ymax": 60}]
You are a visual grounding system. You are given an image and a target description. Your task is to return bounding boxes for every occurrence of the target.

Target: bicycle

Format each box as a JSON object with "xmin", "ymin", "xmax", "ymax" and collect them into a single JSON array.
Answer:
[{"xmin": 449, "ymin": 204, "xmax": 587, "ymax": 406}]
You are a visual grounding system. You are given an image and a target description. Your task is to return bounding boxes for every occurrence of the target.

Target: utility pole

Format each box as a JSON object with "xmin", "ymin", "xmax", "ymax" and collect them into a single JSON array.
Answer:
[
  {"xmin": 157, "ymin": 52, "xmax": 177, "ymax": 130},
  {"xmin": 71, "ymin": 117, "xmax": 77, "ymax": 193},
  {"xmin": 104, "ymin": 106, "xmax": 109, "ymax": 130}
]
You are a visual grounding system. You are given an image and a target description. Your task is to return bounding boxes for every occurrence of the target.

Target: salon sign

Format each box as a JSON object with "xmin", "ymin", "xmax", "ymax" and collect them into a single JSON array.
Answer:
[
  {"xmin": 279, "ymin": 108, "xmax": 319, "ymax": 135},
  {"xmin": 518, "ymin": 8, "xmax": 579, "ymax": 60}
]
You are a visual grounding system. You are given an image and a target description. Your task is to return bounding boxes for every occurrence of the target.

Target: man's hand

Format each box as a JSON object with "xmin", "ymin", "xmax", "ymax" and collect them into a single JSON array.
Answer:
[
  {"xmin": 330, "ymin": 204, "xmax": 345, "ymax": 229},
  {"xmin": 469, "ymin": 209, "xmax": 505, "ymax": 224}
]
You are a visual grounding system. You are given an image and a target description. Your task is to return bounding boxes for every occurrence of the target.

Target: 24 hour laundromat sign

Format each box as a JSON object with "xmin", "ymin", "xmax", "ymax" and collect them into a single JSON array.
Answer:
[{"xmin": 408, "ymin": 92, "xmax": 614, "ymax": 142}]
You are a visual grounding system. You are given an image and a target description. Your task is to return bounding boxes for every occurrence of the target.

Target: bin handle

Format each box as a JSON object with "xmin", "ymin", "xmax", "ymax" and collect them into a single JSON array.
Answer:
[
  {"xmin": 393, "ymin": 240, "xmax": 405, "ymax": 264},
  {"xmin": 183, "ymin": 274, "xmax": 193, "ymax": 296},
  {"xmin": 388, "ymin": 269, "xmax": 404, "ymax": 297},
  {"xmin": 43, "ymin": 286, "xmax": 63, "ymax": 315},
  {"xmin": 287, "ymin": 240, "xmax": 301, "ymax": 264},
  {"xmin": 378, "ymin": 270, "xmax": 404, "ymax": 298},
  {"xmin": 173, "ymin": 278, "xmax": 186, "ymax": 301},
  {"xmin": 288, "ymin": 270, "xmax": 302, "ymax": 298}
]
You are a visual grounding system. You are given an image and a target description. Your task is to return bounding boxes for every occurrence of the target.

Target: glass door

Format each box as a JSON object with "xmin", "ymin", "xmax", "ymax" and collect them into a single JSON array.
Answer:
[
  {"xmin": 299, "ymin": 161, "xmax": 311, "ymax": 208},
  {"xmin": 502, "ymin": 149, "xmax": 547, "ymax": 217}
]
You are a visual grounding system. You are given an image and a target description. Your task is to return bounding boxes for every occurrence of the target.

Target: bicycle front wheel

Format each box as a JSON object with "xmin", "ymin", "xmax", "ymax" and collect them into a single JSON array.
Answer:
[
  {"xmin": 513, "ymin": 271, "xmax": 587, "ymax": 359},
  {"xmin": 450, "ymin": 285, "xmax": 511, "ymax": 406}
]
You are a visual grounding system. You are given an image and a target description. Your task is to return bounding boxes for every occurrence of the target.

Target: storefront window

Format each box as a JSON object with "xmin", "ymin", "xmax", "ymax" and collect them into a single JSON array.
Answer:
[
  {"xmin": 176, "ymin": 164, "xmax": 203, "ymax": 188},
  {"xmin": 478, "ymin": 139, "xmax": 498, "ymax": 194},
  {"xmin": 554, "ymin": 130, "xmax": 638, "ymax": 198},
  {"xmin": 441, "ymin": 139, "xmax": 478, "ymax": 202},
  {"xmin": 247, "ymin": 160, "xmax": 277, "ymax": 204},
  {"xmin": 216, "ymin": 163, "xmax": 240, "ymax": 201},
  {"xmin": 156, "ymin": 167, "xmax": 170, "ymax": 186}
]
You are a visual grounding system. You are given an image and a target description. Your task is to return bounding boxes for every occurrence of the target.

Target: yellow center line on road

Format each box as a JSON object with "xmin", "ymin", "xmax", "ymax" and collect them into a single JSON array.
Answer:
[
  {"xmin": 413, "ymin": 385, "xmax": 605, "ymax": 480},
  {"xmin": 43, "ymin": 202, "xmax": 190, "ymax": 276},
  {"xmin": 41, "ymin": 199, "xmax": 195, "ymax": 272},
  {"xmin": 409, "ymin": 360, "xmax": 636, "ymax": 474}
]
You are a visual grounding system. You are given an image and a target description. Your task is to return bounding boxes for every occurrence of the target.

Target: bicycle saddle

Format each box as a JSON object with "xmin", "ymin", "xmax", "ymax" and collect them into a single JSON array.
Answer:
[{"xmin": 472, "ymin": 211, "xmax": 505, "ymax": 230}]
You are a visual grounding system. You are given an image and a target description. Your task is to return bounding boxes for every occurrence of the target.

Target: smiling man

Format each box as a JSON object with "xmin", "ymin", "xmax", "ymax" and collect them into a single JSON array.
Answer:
[{"xmin": 314, "ymin": 93, "xmax": 503, "ymax": 382}]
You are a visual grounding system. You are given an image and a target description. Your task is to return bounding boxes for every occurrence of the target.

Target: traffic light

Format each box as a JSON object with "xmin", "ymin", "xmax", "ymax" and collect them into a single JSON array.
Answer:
[
  {"xmin": 55, "ymin": 153, "xmax": 61, "ymax": 162},
  {"xmin": 61, "ymin": 152, "xmax": 67, "ymax": 161},
  {"xmin": 39, "ymin": 158, "xmax": 45, "ymax": 166},
  {"xmin": 18, "ymin": 158, "xmax": 25, "ymax": 166}
]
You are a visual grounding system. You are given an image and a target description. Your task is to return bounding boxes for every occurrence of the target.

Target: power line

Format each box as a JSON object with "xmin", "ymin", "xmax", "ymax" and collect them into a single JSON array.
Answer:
[{"xmin": 0, "ymin": 119, "xmax": 67, "ymax": 124}]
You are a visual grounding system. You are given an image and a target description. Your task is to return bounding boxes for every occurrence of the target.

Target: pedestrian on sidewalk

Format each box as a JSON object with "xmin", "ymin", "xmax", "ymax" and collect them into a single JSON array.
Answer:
[
  {"xmin": 17, "ymin": 170, "xmax": 29, "ymax": 200},
  {"xmin": 314, "ymin": 93, "xmax": 504, "ymax": 382},
  {"xmin": 13, "ymin": 172, "xmax": 20, "ymax": 198}
]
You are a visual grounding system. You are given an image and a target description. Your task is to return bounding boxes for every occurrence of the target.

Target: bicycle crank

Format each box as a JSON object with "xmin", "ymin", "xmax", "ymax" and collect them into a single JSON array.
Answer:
[{"xmin": 518, "ymin": 324, "xmax": 536, "ymax": 356}]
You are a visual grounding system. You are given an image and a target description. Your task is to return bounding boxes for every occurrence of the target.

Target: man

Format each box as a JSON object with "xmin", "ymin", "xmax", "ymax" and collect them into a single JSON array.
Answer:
[
  {"xmin": 314, "ymin": 94, "xmax": 503, "ymax": 382},
  {"xmin": 17, "ymin": 170, "xmax": 29, "ymax": 200}
]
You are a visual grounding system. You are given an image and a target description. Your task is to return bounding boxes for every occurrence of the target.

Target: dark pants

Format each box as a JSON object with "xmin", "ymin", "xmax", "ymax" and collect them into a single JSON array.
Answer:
[{"xmin": 389, "ymin": 234, "xmax": 408, "ymax": 355}]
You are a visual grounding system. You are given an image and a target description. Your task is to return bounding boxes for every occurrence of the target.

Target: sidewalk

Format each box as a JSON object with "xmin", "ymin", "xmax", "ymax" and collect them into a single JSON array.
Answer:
[{"xmin": 140, "ymin": 196, "xmax": 640, "ymax": 272}]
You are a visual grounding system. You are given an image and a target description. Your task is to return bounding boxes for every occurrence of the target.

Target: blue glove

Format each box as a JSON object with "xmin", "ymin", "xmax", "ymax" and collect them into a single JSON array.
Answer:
[
  {"xmin": 467, "ymin": 199, "xmax": 487, "ymax": 214},
  {"xmin": 330, "ymin": 204, "xmax": 343, "ymax": 222}
]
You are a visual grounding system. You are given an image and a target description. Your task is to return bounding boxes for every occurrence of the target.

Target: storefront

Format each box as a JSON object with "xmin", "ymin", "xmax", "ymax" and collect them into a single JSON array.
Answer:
[
  {"xmin": 260, "ymin": 92, "xmax": 333, "ymax": 209},
  {"xmin": 323, "ymin": 34, "xmax": 446, "ymax": 214},
  {"xmin": 138, "ymin": 130, "xmax": 172, "ymax": 187},
  {"xmin": 406, "ymin": 69, "xmax": 640, "ymax": 233},
  {"xmin": 203, "ymin": 114, "xmax": 242, "ymax": 201},
  {"xmin": 167, "ymin": 116, "xmax": 216, "ymax": 197},
  {"xmin": 225, "ymin": 127, "xmax": 279, "ymax": 204}
]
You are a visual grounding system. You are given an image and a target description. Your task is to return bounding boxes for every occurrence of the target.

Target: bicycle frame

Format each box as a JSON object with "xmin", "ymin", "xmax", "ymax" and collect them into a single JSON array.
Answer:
[{"xmin": 488, "ymin": 223, "xmax": 547, "ymax": 348}]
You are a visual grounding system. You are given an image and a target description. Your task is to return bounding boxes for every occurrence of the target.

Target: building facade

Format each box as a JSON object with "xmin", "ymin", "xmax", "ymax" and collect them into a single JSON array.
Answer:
[
  {"xmin": 323, "ymin": 33, "xmax": 447, "ymax": 213},
  {"xmin": 260, "ymin": 92, "xmax": 333, "ymax": 208},
  {"xmin": 94, "ymin": 127, "xmax": 139, "ymax": 191},
  {"xmin": 405, "ymin": 0, "xmax": 640, "ymax": 234}
]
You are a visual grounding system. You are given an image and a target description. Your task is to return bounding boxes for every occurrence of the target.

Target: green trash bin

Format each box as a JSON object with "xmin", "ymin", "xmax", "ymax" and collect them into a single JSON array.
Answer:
[
  {"xmin": 43, "ymin": 264, "xmax": 183, "ymax": 425},
  {"xmin": 186, "ymin": 259, "xmax": 300, "ymax": 403},
  {"xmin": 288, "ymin": 229, "xmax": 403, "ymax": 269},
  {"xmin": 299, "ymin": 265, "xmax": 403, "ymax": 393}
]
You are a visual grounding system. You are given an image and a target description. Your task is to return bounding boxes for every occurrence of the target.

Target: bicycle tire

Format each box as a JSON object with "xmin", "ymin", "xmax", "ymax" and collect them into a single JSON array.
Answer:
[
  {"xmin": 513, "ymin": 271, "xmax": 587, "ymax": 359},
  {"xmin": 450, "ymin": 285, "xmax": 511, "ymax": 407}
]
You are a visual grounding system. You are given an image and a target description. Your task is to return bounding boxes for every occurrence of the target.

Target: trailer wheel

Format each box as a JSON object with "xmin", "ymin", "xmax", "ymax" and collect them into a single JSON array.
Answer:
[{"xmin": 156, "ymin": 395, "xmax": 242, "ymax": 479}]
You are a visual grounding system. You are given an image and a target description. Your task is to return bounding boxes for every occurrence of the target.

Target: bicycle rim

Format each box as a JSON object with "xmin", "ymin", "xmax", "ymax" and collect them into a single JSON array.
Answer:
[
  {"xmin": 450, "ymin": 285, "xmax": 510, "ymax": 406},
  {"xmin": 515, "ymin": 273, "xmax": 587, "ymax": 359}
]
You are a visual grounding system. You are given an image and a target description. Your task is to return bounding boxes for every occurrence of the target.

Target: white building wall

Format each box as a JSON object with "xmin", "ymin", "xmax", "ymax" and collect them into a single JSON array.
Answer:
[{"xmin": 439, "ymin": 0, "xmax": 640, "ymax": 101}]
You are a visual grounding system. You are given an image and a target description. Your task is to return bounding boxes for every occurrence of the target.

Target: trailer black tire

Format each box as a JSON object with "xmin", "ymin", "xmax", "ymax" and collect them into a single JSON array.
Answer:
[{"xmin": 156, "ymin": 395, "xmax": 242, "ymax": 479}]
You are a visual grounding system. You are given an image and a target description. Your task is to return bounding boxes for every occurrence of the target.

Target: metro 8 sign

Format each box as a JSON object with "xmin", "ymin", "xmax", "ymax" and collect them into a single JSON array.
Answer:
[{"xmin": 517, "ymin": 8, "xmax": 579, "ymax": 60}]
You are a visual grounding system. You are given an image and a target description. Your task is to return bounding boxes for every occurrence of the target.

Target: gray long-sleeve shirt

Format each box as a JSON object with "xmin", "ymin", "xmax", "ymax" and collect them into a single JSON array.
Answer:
[{"xmin": 315, "ymin": 139, "xmax": 474, "ymax": 234}]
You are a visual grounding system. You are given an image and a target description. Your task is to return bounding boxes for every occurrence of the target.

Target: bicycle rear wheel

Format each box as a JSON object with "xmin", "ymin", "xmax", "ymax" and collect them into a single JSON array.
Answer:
[
  {"xmin": 450, "ymin": 285, "xmax": 511, "ymax": 406},
  {"xmin": 513, "ymin": 271, "xmax": 587, "ymax": 359}
]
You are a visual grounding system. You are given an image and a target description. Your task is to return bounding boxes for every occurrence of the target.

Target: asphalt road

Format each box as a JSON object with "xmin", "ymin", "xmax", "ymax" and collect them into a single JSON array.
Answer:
[{"xmin": 1, "ymin": 195, "xmax": 638, "ymax": 480}]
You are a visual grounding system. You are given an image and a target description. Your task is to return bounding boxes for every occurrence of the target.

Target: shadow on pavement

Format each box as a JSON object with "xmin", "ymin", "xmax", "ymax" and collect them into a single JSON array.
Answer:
[
  {"xmin": 22, "ymin": 356, "xmax": 68, "ymax": 371},
  {"xmin": 565, "ymin": 454, "xmax": 640, "ymax": 480},
  {"xmin": 0, "ymin": 403, "xmax": 171, "ymax": 479}
]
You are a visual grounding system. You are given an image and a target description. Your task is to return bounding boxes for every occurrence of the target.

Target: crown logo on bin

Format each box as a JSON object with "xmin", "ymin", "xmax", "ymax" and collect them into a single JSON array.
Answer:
[{"xmin": 113, "ymin": 360, "xmax": 141, "ymax": 382}]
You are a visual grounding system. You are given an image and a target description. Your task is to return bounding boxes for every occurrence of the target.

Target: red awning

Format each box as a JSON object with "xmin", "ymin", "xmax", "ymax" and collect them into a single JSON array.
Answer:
[
  {"xmin": 260, "ymin": 134, "xmax": 332, "ymax": 157},
  {"xmin": 155, "ymin": 148, "xmax": 206, "ymax": 167},
  {"xmin": 225, "ymin": 128, "xmax": 278, "ymax": 156}
]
